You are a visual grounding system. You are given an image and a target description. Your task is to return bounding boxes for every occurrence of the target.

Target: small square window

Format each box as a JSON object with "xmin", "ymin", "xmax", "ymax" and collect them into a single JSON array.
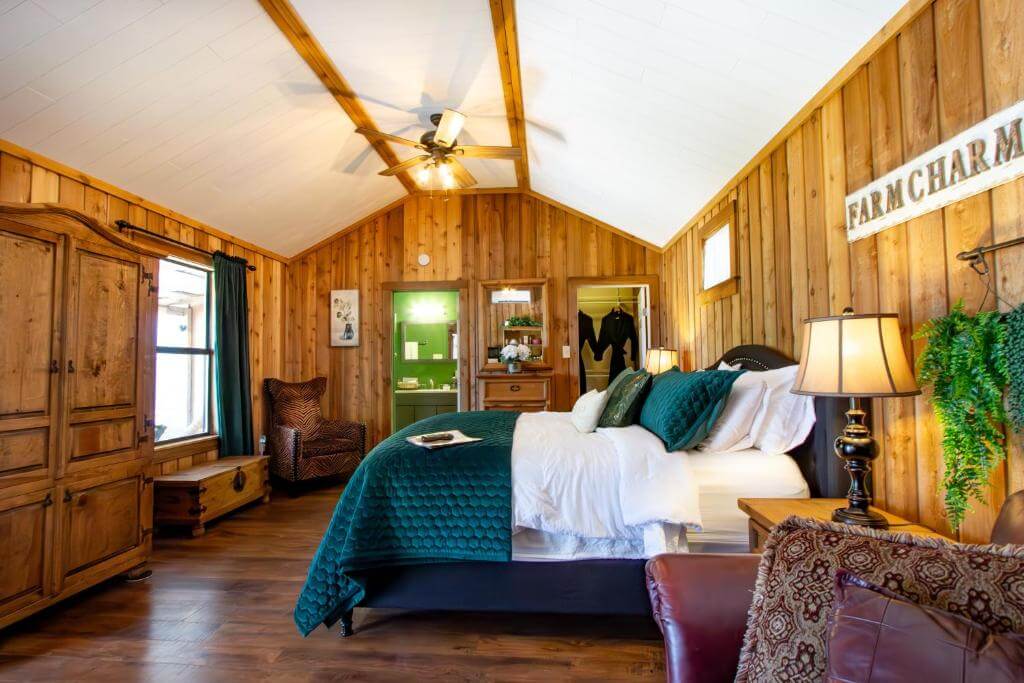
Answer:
[
  {"xmin": 698, "ymin": 202, "xmax": 738, "ymax": 305},
  {"xmin": 702, "ymin": 224, "xmax": 731, "ymax": 290}
]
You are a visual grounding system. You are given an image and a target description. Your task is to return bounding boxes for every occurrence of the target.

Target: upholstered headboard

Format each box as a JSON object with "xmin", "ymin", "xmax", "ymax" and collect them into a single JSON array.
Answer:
[{"xmin": 708, "ymin": 344, "xmax": 847, "ymax": 498}]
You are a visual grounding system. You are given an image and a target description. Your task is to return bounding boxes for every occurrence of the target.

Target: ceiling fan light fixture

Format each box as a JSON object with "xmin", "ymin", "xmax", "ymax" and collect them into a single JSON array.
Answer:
[
  {"xmin": 438, "ymin": 161, "xmax": 455, "ymax": 188},
  {"xmin": 415, "ymin": 165, "xmax": 431, "ymax": 185}
]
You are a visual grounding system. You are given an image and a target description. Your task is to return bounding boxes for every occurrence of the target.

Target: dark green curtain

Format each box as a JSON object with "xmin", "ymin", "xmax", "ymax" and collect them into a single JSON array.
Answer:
[{"xmin": 213, "ymin": 251, "xmax": 254, "ymax": 455}]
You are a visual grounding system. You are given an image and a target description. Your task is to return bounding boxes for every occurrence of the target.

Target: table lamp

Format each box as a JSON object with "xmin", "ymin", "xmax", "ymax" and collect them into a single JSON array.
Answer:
[
  {"xmin": 791, "ymin": 308, "xmax": 920, "ymax": 528},
  {"xmin": 645, "ymin": 348, "xmax": 679, "ymax": 374}
]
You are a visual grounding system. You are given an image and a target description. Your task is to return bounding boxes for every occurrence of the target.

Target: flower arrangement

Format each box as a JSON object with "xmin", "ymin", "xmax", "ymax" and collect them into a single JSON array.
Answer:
[{"xmin": 500, "ymin": 341, "xmax": 532, "ymax": 364}]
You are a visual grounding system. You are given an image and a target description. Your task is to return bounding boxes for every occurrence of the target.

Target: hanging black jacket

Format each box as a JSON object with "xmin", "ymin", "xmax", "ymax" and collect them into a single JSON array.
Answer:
[
  {"xmin": 578, "ymin": 311, "xmax": 599, "ymax": 395},
  {"xmin": 596, "ymin": 309, "xmax": 639, "ymax": 384}
]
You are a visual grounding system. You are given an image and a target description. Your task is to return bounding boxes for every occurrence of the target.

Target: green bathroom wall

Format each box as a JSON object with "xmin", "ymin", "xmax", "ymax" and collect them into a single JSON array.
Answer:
[{"xmin": 393, "ymin": 290, "xmax": 459, "ymax": 389}]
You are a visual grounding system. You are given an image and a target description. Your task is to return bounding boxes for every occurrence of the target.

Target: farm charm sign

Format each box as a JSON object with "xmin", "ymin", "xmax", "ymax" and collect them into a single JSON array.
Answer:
[{"xmin": 846, "ymin": 98, "xmax": 1024, "ymax": 242}]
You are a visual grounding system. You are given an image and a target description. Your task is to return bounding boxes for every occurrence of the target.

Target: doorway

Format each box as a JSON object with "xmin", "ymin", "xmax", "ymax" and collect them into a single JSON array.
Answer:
[
  {"xmin": 568, "ymin": 276, "xmax": 660, "ymax": 403},
  {"xmin": 389, "ymin": 287, "xmax": 464, "ymax": 434}
]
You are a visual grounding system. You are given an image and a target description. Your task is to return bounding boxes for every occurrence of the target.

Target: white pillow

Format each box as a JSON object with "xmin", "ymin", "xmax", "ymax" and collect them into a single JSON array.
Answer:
[
  {"xmin": 740, "ymin": 364, "xmax": 816, "ymax": 454},
  {"xmin": 699, "ymin": 377, "xmax": 767, "ymax": 452},
  {"xmin": 571, "ymin": 389, "xmax": 609, "ymax": 433}
]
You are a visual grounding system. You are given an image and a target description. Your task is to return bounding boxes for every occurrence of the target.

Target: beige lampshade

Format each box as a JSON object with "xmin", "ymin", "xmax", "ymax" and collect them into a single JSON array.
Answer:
[
  {"xmin": 644, "ymin": 348, "xmax": 679, "ymax": 374},
  {"xmin": 792, "ymin": 311, "xmax": 920, "ymax": 398}
]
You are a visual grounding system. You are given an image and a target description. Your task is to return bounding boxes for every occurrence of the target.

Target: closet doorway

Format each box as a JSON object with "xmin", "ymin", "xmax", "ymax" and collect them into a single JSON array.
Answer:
[{"xmin": 568, "ymin": 276, "xmax": 660, "ymax": 402}]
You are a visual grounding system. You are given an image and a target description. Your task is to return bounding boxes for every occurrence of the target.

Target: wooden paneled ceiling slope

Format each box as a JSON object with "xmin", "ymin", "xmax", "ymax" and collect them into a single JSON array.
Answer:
[{"xmin": 0, "ymin": 0, "xmax": 907, "ymax": 255}]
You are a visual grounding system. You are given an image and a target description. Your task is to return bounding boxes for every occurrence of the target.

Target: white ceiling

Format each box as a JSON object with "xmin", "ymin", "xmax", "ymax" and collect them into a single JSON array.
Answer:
[
  {"xmin": 0, "ymin": 0, "xmax": 906, "ymax": 254},
  {"xmin": 0, "ymin": 0, "xmax": 405, "ymax": 257},
  {"xmin": 517, "ymin": 0, "xmax": 906, "ymax": 246},
  {"xmin": 288, "ymin": 0, "xmax": 516, "ymax": 189}
]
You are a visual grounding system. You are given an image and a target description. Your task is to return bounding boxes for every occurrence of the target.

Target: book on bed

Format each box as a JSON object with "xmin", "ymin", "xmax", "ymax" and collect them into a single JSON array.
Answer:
[{"xmin": 406, "ymin": 430, "xmax": 482, "ymax": 449}]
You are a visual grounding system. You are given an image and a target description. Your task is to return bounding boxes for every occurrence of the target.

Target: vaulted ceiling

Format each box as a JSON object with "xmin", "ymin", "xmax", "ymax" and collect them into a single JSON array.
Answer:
[{"xmin": 0, "ymin": 0, "xmax": 906, "ymax": 256}]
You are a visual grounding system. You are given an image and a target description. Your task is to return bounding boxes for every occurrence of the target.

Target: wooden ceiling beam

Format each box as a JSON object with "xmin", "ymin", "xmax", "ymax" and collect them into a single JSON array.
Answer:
[
  {"xmin": 258, "ymin": 0, "xmax": 417, "ymax": 194},
  {"xmin": 489, "ymin": 0, "xmax": 530, "ymax": 190}
]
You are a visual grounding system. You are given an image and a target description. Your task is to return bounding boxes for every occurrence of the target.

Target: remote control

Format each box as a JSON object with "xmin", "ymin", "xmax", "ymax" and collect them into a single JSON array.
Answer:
[{"xmin": 420, "ymin": 432, "xmax": 455, "ymax": 443}]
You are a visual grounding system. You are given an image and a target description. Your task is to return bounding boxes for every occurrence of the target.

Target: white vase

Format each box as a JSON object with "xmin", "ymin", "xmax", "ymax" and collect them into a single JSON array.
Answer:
[{"xmin": 507, "ymin": 361, "xmax": 521, "ymax": 373}]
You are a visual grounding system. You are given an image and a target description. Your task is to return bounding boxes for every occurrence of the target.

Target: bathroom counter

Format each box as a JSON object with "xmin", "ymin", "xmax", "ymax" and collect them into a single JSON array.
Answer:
[{"xmin": 394, "ymin": 388, "xmax": 458, "ymax": 394}]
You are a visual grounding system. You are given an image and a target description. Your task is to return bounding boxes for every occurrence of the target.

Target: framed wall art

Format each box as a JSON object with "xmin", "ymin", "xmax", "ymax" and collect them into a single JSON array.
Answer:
[{"xmin": 330, "ymin": 289, "xmax": 359, "ymax": 347}]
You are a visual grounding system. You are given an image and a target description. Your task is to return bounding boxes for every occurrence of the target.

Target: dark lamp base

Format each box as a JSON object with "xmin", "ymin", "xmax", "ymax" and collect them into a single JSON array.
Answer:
[
  {"xmin": 833, "ymin": 404, "xmax": 890, "ymax": 530},
  {"xmin": 832, "ymin": 505, "xmax": 889, "ymax": 529}
]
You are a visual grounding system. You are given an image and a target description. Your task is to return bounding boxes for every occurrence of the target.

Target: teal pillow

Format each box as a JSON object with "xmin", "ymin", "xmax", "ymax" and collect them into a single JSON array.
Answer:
[
  {"xmin": 598, "ymin": 369, "xmax": 652, "ymax": 428},
  {"xmin": 640, "ymin": 369, "xmax": 744, "ymax": 451}
]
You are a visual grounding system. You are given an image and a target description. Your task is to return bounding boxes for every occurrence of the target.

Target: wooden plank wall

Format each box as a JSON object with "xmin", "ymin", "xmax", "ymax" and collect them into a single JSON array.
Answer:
[
  {"xmin": 284, "ymin": 193, "xmax": 663, "ymax": 448},
  {"xmin": 660, "ymin": 0, "xmax": 1024, "ymax": 542},
  {"xmin": 0, "ymin": 146, "xmax": 288, "ymax": 471}
]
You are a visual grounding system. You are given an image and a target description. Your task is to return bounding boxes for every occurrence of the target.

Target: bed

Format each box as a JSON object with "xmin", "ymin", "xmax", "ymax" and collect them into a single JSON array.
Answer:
[{"xmin": 299, "ymin": 345, "xmax": 847, "ymax": 636}]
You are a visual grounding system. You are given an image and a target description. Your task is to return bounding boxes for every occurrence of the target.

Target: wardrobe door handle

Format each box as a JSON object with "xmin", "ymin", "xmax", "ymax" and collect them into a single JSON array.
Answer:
[
  {"xmin": 67, "ymin": 360, "xmax": 76, "ymax": 373},
  {"xmin": 50, "ymin": 360, "xmax": 59, "ymax": 374}
]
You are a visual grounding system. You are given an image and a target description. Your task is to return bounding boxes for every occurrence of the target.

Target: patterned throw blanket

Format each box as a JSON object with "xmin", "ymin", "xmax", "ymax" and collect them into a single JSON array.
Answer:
[{"xmin": 293, "ymin": 410, "xmax": 520, "ymax": 635}]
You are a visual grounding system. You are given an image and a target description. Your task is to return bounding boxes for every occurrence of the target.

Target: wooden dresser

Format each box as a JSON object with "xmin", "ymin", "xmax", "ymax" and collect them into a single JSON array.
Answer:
[
  {"xmin": 477, "ymin": 372, "xmax": 552, "ymax": 412},
  {"xmin": 0, "ymin": 204, "xmax": 159, "ymax": 630}
]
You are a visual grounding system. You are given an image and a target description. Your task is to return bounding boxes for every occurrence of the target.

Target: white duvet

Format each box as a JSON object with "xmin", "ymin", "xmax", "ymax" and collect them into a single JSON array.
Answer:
[{"xmin": 510, "ymin": 412, "xmax": 703, "ymax": 556}]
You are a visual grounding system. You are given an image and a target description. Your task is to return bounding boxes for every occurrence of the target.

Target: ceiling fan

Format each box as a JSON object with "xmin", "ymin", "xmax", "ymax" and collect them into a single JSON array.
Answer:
[{"xmin": 357, "ymin": 109, "xmax": 521, "ymax": 189}]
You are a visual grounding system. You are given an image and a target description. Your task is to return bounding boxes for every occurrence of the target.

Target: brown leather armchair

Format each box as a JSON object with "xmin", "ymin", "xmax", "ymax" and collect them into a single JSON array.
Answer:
[
  {"xmin": 264, "ymin": 377, "xmax": 365, "ymax": 488},
  {"xmin": 646, "ymin": 490, "xmax": 1024, "ymax": 683}
]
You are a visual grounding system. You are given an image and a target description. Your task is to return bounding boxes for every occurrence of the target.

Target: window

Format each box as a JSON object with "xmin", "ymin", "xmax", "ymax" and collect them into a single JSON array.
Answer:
[
  {"xmin": 698, "ymin": 202, "xmax": 738, "ymax": 304},
  {"xmin": 155, "ymin": 259, "xmax": 213, "ymax": 443}
]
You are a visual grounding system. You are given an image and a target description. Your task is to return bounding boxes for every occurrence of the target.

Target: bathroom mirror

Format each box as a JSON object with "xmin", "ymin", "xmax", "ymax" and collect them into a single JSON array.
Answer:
[{"xmin": 400, "ymin": 321, "xmax": 458, "ymax": 362}]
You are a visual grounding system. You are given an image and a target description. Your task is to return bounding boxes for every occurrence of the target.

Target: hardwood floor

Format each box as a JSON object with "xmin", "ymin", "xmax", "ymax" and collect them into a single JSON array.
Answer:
[{"xmin": 0, "ymin": 484, "xmax": 665, "ymax": 681}]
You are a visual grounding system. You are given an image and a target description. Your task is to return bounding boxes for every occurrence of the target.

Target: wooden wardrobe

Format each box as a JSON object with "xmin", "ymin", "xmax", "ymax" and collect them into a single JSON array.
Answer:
[{"xmin": 0, "ymin": 203, "xmax": 159, "ymax": 629}]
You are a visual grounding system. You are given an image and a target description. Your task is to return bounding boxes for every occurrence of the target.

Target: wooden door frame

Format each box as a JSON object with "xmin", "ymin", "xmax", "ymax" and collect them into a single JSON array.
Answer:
[
  {"xmin": 567, "ymin": 274, "xmax": 662, "ymax": 404},
  {"xmin": 382, "ymin": 280, "xmax": 471, "ymax": 435}
]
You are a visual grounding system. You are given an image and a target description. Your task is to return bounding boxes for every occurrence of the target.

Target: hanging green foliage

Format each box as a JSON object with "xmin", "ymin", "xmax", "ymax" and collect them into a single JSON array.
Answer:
[
  {"xmin": 1007, "ymin": 304, "xmax": 1024, "ymax": 432},
  {"xmin": 914, "ymin": 300, "xmax": 1009, "ymax": 532}
]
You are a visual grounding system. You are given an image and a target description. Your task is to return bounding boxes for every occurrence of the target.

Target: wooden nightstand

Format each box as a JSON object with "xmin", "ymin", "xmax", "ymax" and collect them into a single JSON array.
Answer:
[{"xmin": 738, "ymin": 498, "xmax": 945, "ymax": 553}]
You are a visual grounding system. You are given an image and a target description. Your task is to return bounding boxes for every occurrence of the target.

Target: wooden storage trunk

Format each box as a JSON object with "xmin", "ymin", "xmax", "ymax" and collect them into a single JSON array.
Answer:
[{"xmin": 154, "ymin": 456, "xmax": 269, "ymax": 536}]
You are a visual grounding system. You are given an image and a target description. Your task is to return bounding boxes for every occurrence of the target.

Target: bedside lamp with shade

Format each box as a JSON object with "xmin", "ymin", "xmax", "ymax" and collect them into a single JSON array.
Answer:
[
  {"xmin": 645, "ymin": 348, "xmax": 679, "ymax": 374},
  {"xmin": 792, "ymin": 308, "xmax": 920, "ymax": 529}
]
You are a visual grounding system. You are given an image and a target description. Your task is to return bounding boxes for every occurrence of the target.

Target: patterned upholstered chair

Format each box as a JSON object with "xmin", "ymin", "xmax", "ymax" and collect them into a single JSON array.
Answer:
[{"xmin": 264, "ymin": 377, "xmax": 366, "ymax": 489}]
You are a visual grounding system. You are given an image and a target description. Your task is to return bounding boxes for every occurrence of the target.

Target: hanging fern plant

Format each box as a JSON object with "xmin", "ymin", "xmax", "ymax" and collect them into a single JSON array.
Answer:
[
  {"xmin": 914, "ymin": 300, "xmax": 1009, "ymax": 532},
  {"xmin": 1007, "ymin": 303, "xmax": 1024, "ymax": 432}
]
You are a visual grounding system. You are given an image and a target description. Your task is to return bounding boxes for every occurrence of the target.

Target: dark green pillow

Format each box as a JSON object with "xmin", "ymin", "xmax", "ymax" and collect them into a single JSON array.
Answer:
[
  {"xmin": 598, "ymin": 369, "xmax": 652, "ymax": 428},
  {"xmin": 639, "ymin": 369, "xmax": 744, "ymax": 451},
  {"xmin": 604, "ymin": 367, "xmax": 631, "ymax": 396}
]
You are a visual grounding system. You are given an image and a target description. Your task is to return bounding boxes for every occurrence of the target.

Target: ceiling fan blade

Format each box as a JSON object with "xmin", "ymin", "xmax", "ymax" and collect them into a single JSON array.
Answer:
[
  {"xmin": 447, "ymin": 158, "xmax": 477, "ymax": 189},
  {"xmin": 356, "ymin": 128, "xmax": 423, "ymax": 148},
  {"xmin": 434, "ymin": 109, "xmax": 467, "ymax": 147},
  {"xmin": 379, "ymin": 155, "xmax": 431, "ymax": 176},
  {"xmin": 455, "ymin": 145, "xmax": 522, "ymax": 159}
]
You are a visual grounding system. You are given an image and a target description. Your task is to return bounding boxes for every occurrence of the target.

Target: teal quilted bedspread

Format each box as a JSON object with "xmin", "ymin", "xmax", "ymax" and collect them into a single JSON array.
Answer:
[{"xmin": 293, "ymin": 410, "xmax": 520, "ymax": 635}]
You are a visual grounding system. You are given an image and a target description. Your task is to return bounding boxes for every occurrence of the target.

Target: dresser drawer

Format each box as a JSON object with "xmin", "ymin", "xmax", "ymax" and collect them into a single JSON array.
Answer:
[{"xmin": 482, "ymin": 379, "xmax": 548, "ymax": 402}]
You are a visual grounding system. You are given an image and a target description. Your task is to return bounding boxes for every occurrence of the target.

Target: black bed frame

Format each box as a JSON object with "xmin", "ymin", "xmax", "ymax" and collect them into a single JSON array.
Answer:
[{"xmin": 338, "ymin": 344, "xmax": 846, "ymax": 636}]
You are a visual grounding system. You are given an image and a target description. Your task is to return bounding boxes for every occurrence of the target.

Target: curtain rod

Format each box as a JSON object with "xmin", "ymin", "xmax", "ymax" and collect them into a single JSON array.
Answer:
[
  {"xmin": 956, "ymin": 235, "xmax": 1024, "ymax": 262},
  {"xmin": 114, "ymin": 220, "xmax": 257, "ymax": 271}
]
